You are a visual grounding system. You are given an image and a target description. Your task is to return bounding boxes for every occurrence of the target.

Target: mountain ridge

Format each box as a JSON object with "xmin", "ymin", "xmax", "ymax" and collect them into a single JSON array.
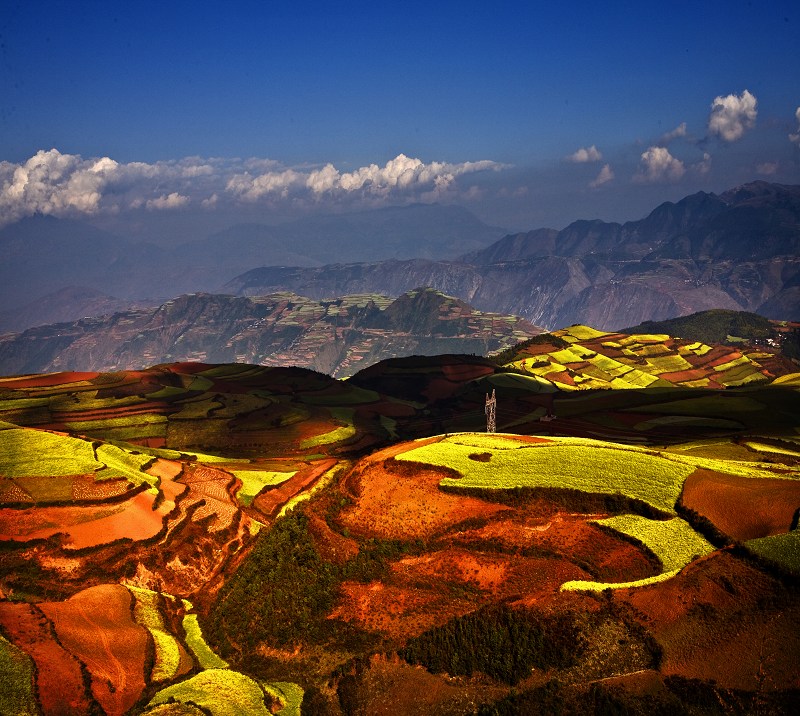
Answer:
[{"xmin": 0, "ymin": 288, "xmax": 542, "ymax": 377}]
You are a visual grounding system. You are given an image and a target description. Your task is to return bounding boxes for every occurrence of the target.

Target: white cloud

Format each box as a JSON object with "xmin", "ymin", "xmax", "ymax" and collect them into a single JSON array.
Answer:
[
  {"xmin": 708, "ymin": 89, "xmax": 757, "ymax": 142},
  {"xmin": 225, "ymin": 168, "xmax": 304, "ymax": 201},
  {"xmin": 694, "ymin": 152, "xmax": 712, "ymax": 175},
  {"xmin": 757, "ymin": 162, "xmax": 779, "ymax": 175},
  {"xmin": 0, "ymin": 149, "xmax": 116, "ymax": 222},
  {"xmin": 567, "ymin": 145, "xmax": 602, "ymax": 163},
  {"xmin": 589, "ymin": 164, "xmax": 614, "ymax": 188},
  {"xmin": 660, "ymin": 122, "xmax": 687, "ymax": 144},
  {"xmin": 146, "ymin": 192, "xmax": 189, "ymax": 210},
  {"xmin": 635, "ymin": 146, "xmax": 685, "ymax": 183},
  {"xmin": 790, "ymin": 107, "xmax": 800, "ymax": 146},
  {"xmin": 227, "ymin": 153, "xmax": 503, "ymax": 200},
  {"xmin": 0, "ymin": 149, "xmax": 506, "ymax": 227}
]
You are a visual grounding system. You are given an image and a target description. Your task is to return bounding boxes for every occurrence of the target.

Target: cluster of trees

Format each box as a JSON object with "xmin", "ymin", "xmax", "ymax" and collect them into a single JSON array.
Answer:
[
  {"xmin": 206, "ymin": 512, "xmax": 339, "ymax": 654},
  {"xmin": 205, "ymin": 510, "xmax": 422, "ymax": 657},
  {"xmin": 401, "ymin": 604, "xmax": 585, "ymax": 685}
]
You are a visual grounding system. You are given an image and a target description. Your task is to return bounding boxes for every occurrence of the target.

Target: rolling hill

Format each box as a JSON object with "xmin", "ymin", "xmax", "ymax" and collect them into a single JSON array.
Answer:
[{"xmin": 0, "ymin": 332, "xmax": 799, "ymax": 714}]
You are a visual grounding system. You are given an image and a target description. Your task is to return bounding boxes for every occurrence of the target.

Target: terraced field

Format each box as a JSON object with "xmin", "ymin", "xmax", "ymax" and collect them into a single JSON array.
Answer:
[
  {"xmin": 498, "ymin": 325, "xmax": 785, "ymax": 390},
  {"xmin": 0, "ymin": 330, "xmax": 799, "ymax": 714}
]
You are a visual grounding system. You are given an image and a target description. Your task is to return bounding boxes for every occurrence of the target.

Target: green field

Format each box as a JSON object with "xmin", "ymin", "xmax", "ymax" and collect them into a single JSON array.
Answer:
[
  {"xmin": 596, "ymin": 515, "xmax": 714, "ymax": 571},
  {"xmin": 130, "ymin": 586, "xmax": 185, "ymax": 682},
  {"xmin": 745, "ymin": 531, "xmax": 800, "ymax": 576},
  {"xmin": 299, "ymin": 424, "xmax": 356, "ymax": 448},
  {"xmin": 0, "ymin": 428, "xmax": 99, "ymax": 477},
  {"xmin": 0, "ymin": 634, "xmax": 38, "ymax": 716},
  {"xmin": 146, "ymin": 669, "xmax": 272, "ymax": 716},
  {"xmin": 181, "ymin": 600, "xmax": 228, "ymax": 670},
  {"xmin": 397, "ymin": 434, "xmax": 694, "ymax": 513},
  {"xmin": 231, "ymin": 469, "xmax": 297, "ymax": 506}
]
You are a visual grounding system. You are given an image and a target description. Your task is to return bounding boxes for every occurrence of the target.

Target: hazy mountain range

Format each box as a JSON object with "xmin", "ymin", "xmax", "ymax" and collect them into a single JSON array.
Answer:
[
  {"xmin": 227, "ymin": 181, "xmax": 800, "ymax": 329},
  {"xmin": 1, "ymin": 181, "xmax": 797, "ymax": 335},
  {"xmin": 0, "ymin": 203, "xmax": 505, "ymax": 311}
]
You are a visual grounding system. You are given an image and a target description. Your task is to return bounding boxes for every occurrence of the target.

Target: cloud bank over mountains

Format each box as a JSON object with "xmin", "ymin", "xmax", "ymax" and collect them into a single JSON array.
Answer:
[
  {"xmin": 0, "ymin": 150, "xmax": 505, "ymax": 227},
  {"xmin": 1, "ymin": 89, "xmax": 797, "ymax": 230}
]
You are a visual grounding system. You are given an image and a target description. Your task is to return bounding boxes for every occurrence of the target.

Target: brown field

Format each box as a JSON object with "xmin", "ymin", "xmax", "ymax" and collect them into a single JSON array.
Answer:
[
  {"xmin": 330, "ymin": 580, "xmax": 477, "ymax": 639},
  {"xmin": 0, "ymin": 372, "xmax": 100, "ymax": 388},
  {"xmin": 393, "ymin": 548, "xmax": 590, "ymax": 603},
  {"xmin": 0, "ymin": 601, "xmax": 95, "ymax": 715},
  {"xmin": 343, "ymin": 654, "xmax": 507, "ymax": 716},
  {"xmin": 250, "ymin": 458, "xmax": 337, "ymax": 520},
  {"xmin": 338, "ymin": 448, "xmax": 510, "ymax": 540},
  {"xmin": 179, "ymin": 464, "xmax": 238, "ymax": 531},
  {"xmin": 39, "ymin": 584, "xmax": 150, "ymax": 715},
  {"xmin": 681, "ymin": 468, "xmax": 800, "ymax": 541},
  {"xmin": 449, "ymin": 513, "xmax": 661, "ymax": 584},
  {"xmin": 616, "ymin": 551, "xmax": 800, "ymax": 690}
]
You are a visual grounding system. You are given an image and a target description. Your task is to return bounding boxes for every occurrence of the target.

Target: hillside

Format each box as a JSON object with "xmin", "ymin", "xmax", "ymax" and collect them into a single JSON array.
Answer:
[
  {"xmin": 0, "ymin": 288, "xmax": 543, "ymax": 378},
  {"xmin": 622, "ymin": 309, "xmax": 800, "ymax": 359},
  {"xmin": 0, "ymin": 340, "xmax": 799, "ymax": 714},
  {"xmin": 2, "ymin": 183, "xmax": 798, "ymax": 333},
  {"xmin": 492, "ymin": 322, "xmax": 798, "ymax": 391}
]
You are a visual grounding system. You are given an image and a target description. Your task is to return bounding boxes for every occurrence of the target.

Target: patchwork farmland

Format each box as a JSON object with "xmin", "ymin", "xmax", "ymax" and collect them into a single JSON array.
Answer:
[{"xmin": 0, "ymin": 325, "xmax": 799, "ymax": 713}]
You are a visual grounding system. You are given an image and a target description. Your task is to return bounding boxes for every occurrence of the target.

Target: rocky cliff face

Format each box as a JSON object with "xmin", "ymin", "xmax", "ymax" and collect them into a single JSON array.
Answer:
[
  {"xmin": 0, "ymin": 289, "xmax": 542, "ymax": 377},
  {"xmin": 226, "ymin": 182, "xmax": 800, "ymax": 328}
]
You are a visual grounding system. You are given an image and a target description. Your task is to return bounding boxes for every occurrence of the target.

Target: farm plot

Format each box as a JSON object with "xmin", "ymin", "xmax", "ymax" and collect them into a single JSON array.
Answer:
[
  {"xmin": 145, "ymin": 669, "xmax": 272, "ymax": 716},
  {"xmin": 0, "ymin": 476, "xmax": 185, "ymax": 548},
  {"xmin": 0, "ymin": 601, "xmax": 94, "ymax": 715},
  {"xmin": 230, "ymin": 468, "xmax": 297, "ymax": 506},
  {"xmin": 395, "ymin": 434, "xmax": 694, "ymax": 513},
  {"xmin": 0, "ymin": 633, "xmax": 38, "ymax": 716},
  {"xmin": 745, "ymin": 530, "xmax": 800, "ymax": 575},
  {"xmin": 561, "ymin": 515, "xmax": 714, "ymax": 591},
  {"xmin": 129, "ymin": 586, "xmax": 193, "ymax": 682},
  {"xmin": 182, "ymin": 603, "xmax": 229, "ymax": 669},
  {"xmin": 38, "ymin": 584, "xmax": 150, "ymax": 715},
  {"xmin": 681, "ymin": 469, "xmax": 800, "ymax": 541}
]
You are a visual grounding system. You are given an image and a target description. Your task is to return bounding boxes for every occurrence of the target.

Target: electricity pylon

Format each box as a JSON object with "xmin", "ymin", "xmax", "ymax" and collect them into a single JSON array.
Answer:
[{"xmin": 485, "ymin": 389, "xmax": 496, "ymax": 433}]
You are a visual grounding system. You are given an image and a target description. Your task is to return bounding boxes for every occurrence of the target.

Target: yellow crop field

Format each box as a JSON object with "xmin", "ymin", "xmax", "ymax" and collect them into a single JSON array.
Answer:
[{"xmin": 396, "ymin": 434, "xmax": 694, "ymax": 512}]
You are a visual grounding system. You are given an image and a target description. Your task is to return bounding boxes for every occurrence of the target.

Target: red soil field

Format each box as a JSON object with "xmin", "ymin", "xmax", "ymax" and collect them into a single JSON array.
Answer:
[
  {"xmin": 681, "ymin": 468, "xmax": 800, "ymax": 541},
  {"xmin": 146, "ymin": 458, "xmax": 184, "ymax": 482},
  {"xmin": 657, "ymin": 367, "xmax": 721, "ymax": 383},
  {"xmin": 519, "ymin": 342, "xmax": 566, "ymax": 356},
  {"xmin": 450, "ymin": 513, "xmax": 660, "ymax": 583},
  {"xmin": 392, "ymin": 548, "xmax": 590, "ymax": 603},
  {"xmin": 0, "ymin": 478, "xmax": 185, "ymax": 548},
  {"xmin": 39, "ymin": 584, "xmax": 150, "ymax": 715},
  {"xmin": 330, "ymin": 580, "xmax": 477, "ymax": 639},
  {"xmin": 352, "ymin": 654, "xmax": 507, "ymax": 716},
  {"xmin": 175, "ymin": 463, "xmax": 241, "ymax": 531},
  {"xmin": 616, "ymin": 551, "xmax": 800, "ymax": 690},
  {"xmin": 338, "ymin": 452, "xmax": 510, "ymax": 541},
  {"xmin": 307, "ymin": 512, "xmax": 360, "ymax": 564},
  {"xmin": 0, "ymin": 601, "xmax": 94, "ymax": 715}
]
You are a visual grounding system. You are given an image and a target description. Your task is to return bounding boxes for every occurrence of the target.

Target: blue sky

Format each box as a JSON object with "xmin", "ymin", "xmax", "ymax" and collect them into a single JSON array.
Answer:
[{"xmin": 2, "ymin": 0, "xmax": 799, "ymax": 232}]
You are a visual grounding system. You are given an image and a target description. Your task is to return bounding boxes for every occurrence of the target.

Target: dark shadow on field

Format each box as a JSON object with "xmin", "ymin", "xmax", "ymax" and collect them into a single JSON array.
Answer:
[{"xmin": 395, "ymin": 382, "xmax": 800, "ymax": 446}]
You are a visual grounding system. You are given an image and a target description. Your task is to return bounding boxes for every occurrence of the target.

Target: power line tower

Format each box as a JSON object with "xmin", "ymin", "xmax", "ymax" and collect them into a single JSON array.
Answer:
[{"xmin": 485, "ymin": 389, "xmax": 496, "ymax": 433}]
